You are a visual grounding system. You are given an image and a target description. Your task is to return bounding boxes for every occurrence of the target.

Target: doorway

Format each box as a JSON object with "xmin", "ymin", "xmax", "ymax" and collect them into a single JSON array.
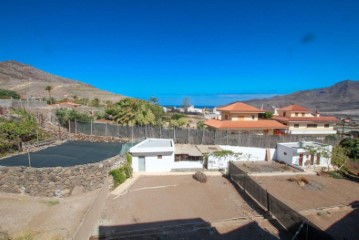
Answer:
[{"xmin": 138, "ymin": 156, "xmax": 146, "ymax": 172}]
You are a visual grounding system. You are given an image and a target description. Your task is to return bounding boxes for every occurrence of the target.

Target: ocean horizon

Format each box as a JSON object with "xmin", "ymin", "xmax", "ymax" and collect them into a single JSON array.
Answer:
[{"xmin": 137, "ymin": 93, "xmax": 282, "ymax": 108}]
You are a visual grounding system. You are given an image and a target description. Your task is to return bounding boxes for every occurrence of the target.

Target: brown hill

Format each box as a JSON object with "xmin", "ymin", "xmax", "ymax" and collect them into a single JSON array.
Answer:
[
  {"xmin": 0, "ymin": 60, "xmax": 125, "ymax": 102},
  {"xmin": 244, "ymin": 80, "xmax": 359, "ymax": 112}
]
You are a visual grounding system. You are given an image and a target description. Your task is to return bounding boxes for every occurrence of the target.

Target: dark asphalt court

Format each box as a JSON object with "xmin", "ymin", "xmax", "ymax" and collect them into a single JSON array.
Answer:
[{"xmin": 0, "ymin": 141, "xmax": 122, "ymax": 168}]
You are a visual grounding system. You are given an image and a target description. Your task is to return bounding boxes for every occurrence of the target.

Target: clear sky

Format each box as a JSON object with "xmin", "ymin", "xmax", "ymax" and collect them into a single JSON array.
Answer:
[{"xmin": 1, "ymin": 0, "xmax": 359, "ymax": 105}]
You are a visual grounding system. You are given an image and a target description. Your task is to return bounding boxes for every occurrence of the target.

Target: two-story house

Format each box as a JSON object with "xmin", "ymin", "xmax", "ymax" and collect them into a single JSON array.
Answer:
[
  {"xmin": 272, "ymin": 105, "xmax": 338, "ymax": 136},
  {"xmin": 204, "ymin": 102, "xmax": 287, "ymax": 135}
]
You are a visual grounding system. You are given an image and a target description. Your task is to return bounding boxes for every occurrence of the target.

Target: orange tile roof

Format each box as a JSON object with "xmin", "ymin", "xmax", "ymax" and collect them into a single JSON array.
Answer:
[
  {"xmin": 217, "ymin": 102, "xmax": 264, "ymax": 112},
  {"xmin": 204, "ymin": 119, "xmax": 288, "ymax": 130},
  {"xmin": 278, "ymin": 105, "xmax": 310, "ymax": 111},
  {"xmin": 273, "ymin": 116, "xmax": 339, "ymax": 123}
]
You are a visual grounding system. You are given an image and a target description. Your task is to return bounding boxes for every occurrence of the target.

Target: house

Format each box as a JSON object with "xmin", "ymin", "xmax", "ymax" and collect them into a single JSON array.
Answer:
[
  {"xmin": 130, "ymin": 138, "xmax": 175, "ymax": 172},
  {"xmin": 276, "ymin": 141, "xmax": 332, "ymax": 170},
  {"xmin": 204, "ymin": 102, "xmax": 287, "ymax": 135},
  {"xmin": 273, "ymin": 105, "xmax": 338, "ymax": 136}
]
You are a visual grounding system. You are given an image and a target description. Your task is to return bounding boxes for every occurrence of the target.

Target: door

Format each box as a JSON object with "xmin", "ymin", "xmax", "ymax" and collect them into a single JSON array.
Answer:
[{"xmin": 138, "ymin": 156, "xmax": 146, "ymax": 172}]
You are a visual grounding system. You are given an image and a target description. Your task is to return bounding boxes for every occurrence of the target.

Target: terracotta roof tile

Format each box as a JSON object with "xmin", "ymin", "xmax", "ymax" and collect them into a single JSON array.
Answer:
[
  {"xmin": 273, "ymin": 116, "xmax": 339, "ymax": 123},
  {"xmin": 204, "ymin": 119, "xmax": 288, "ymax": 130},
  {"xmin": 217, "ymin": 102, "xmax": 263, "ymax": 112},
  {"xmin": 278, "ymin": 105, "xmax": 310, "ymax": 111}
]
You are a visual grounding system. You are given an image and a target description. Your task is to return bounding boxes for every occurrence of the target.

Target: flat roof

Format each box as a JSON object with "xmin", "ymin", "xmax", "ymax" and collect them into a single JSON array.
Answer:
[
  {"xmin": 139, "ymin": 139, "xmax": 173, "ymax": 148},
  {"xmin": 175, "ymin": 144, "xmax": 203, "ymax": 157},
  {"xmin": 279, "ymin": 141, "xmax": 328, "ymax": 149},
  {"xmin": 195, "ymin": 145, "xmax": 223, "ymax": 154},
  {"xmin": 130, "ymin": 138, "xmax": 174, "ymax": 153}
]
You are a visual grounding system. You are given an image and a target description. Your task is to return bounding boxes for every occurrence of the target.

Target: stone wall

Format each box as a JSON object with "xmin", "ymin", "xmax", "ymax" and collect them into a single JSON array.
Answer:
[{"xmin": 0, "ymin": 155, "xmax": 125, "ymax": 197}]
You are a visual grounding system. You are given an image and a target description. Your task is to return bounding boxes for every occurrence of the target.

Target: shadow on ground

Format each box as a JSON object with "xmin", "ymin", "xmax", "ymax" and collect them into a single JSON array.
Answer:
[{"xmin": 91, "ymin": 218, "xmax": 282, "ymax": 240}]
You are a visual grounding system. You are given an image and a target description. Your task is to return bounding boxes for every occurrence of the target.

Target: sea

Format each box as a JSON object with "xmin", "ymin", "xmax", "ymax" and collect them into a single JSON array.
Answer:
[{"xmin": 153, "ymin": 93, "xmax": 282, "ymax": 108}]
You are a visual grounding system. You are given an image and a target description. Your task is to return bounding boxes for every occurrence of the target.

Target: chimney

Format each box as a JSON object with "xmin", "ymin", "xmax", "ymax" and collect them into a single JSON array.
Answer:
[{"xmin": 315, "ymin": 110, "xmax": 320, "ymax": 117}]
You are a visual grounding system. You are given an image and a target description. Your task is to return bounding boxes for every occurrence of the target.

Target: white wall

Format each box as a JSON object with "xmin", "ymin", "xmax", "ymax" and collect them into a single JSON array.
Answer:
[
  {"xmin": 172, "ymin": 161, "xmax": 203, "ymax": 169},
  {"xmin": 275, "ymin": 144, "xmax": 296, "ymax": 166},
  {"xmin": 207, "ymin": 146, "xmax": 275, "ymax": 170},
  {"xmin": 132, "ymin": 151, "xmax": 174, "ymax": 172}
]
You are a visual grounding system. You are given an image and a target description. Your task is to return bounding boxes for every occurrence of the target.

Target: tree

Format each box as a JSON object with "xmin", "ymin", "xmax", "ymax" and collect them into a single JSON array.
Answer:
[
  {"xmin": 340, "ymin": 138, "xmax": 359, "ymax": 160},
  {"xmin": 149, "ymin": 97, "xmax": 158, "ymax": 104},
  {"xmin": 109, "ymin": 98, "xmax": 163, "ymax": 126},
  {"xmin": 0, "ymin": 89, "xmax": 20, "ymax": 99},
  {"xmin": 91, "ymin": 98, "xmax": 100, "ymax": 107},
  {"xmin": 262, "ymin": 112, "xmax": 273, "ymax": 119},
  {"xmin": 197, "ymin": 121, "xmax": 206, "ymax": 129},
  {"xmin": 331, "ymin": 146, "xmax": 349, "ymax": 170},
  {"xmin": 45, "ymin": 86, "xmax": 53, "ymax": 104}
]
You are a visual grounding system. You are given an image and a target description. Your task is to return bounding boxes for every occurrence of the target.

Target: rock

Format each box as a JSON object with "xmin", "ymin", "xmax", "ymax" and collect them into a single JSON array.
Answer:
[{"xmin": 71, "ymin": 185, "xmax": 85, "ymax": 196}]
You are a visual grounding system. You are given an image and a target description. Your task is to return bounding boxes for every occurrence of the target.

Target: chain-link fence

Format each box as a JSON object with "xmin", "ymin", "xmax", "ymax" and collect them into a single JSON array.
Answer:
[
  {"xmin": 68, "ymin": 120, "xmax": 337, "ymax": 148},
  {"xmin": 228, "ymin": 162, "xmax": 334, "ymax": 240}
]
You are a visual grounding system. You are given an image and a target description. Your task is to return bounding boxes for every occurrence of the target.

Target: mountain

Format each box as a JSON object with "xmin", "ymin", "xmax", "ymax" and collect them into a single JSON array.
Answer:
[
  {"xmin": 244, "ymin": 80, "xmax": 359, "ymax": 112},
  {"xmin": 0, "ymin": 60, "xmax": 125, "ymax": 102}
]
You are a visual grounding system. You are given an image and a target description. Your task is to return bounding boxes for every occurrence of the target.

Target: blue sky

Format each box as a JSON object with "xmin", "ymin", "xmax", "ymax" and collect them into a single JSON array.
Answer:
[{"xmin": 1, "ymin": 0, "xmax": 359, "ymax": 105}]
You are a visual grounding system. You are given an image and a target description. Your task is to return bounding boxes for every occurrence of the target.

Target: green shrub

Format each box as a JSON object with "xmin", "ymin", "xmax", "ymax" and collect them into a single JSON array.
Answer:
[{"xmin": 109, "ymin": 168, "xmax": 127, "ymax": 187}]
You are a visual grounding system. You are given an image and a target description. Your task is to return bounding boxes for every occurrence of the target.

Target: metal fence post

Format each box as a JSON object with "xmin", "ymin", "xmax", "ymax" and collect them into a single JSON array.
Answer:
[
  {"xmin": 174, "ymin": 127, "xmax": 176, "ymax": 143},
  {"xmin": 68, "ymin": 120, "xmax": 71, "ymax": 133},
  {"xmin": 91, "ymin": 120, "xmax": 93, "ymax": 136}
]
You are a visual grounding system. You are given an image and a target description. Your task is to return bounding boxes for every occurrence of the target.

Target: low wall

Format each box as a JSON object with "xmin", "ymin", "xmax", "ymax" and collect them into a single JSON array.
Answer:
[{"xmin": 0, "ymin": 156, "xmax": 125, "ymax": 197}]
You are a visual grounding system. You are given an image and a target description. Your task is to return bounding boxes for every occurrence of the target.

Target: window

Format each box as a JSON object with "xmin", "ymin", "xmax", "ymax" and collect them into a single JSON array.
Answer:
[
  {"xmin": 302, "ymin": 113, "xmax": 305, "ymax": 116},
  {"xmin": 284, "ymin": 152, "xmax": 287, "ymax": 155},
  {"xmin": 307, "ymin": 124, "xmax": 317, "ymax": 128},
  {"xmin": 294, "ymin": 124, "xmax": 299, "ymax": 128},
  {"xmin": 224, "ymin": 115, "xmax": 228, "ymax": 120},
  {"xmin": 295, "ymin": 112, "xmax": 298, "ymax": 116},
  {"xmin": 252, "ymin": 115, "xmax": 255, "ymax": 120},
  {"xmin": 324, "ymin": 124, "xmax": 330, "ymax": 128},
  {"xmin": 283, "ymin": 111, "xmax": 286, "ymax": 117},
  {"xmin": 157, "ymin": 155, "xmax": 162, "ymax": 159}
]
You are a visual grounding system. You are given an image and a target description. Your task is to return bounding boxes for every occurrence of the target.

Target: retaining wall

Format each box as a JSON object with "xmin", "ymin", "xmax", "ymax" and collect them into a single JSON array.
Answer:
[{"xmin": 0, "ymin": 155, "xmax": 125, "ymax": 197}]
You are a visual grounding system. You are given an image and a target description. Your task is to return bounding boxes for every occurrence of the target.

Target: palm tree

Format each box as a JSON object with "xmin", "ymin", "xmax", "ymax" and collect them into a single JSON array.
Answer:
[{"xmin": 45, "ymin": 86, "xmax": 53, "ymax": 104}]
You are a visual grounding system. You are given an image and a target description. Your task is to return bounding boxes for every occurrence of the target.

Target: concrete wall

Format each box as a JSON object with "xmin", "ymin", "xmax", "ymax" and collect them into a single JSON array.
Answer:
[
  {"xmin": 275, "ymin": 144, "xmax": 295, "ymax": 165},
  {"xmin": 132, "ymin": 152, "xmax": 174, "ymax": 172},
  {"xmin": 207, "ymin": 146, "xmax": 275, "ymax": 170},
  {"xmin": 0, "ymin": 156, "xmax": 124, "ymax": 197}
]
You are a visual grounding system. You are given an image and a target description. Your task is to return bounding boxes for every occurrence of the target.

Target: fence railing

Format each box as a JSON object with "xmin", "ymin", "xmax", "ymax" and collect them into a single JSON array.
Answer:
[
  {"xmin": 68, "ymin": 120, "xmax": 337, "ymax": 148},
  {"xmin": 228, "ymin": 162, "xmax": 334, "ymax": 240}
]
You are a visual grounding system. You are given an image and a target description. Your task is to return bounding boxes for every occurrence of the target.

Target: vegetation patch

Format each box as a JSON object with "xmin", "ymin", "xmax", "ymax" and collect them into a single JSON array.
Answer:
[
  {"xmin": 109, "ymin": 153, "xmax": 133, "ymax": 187},
  {"xmin": 40, "ymin": 200, "xmax": 60, "ymax": 207}
]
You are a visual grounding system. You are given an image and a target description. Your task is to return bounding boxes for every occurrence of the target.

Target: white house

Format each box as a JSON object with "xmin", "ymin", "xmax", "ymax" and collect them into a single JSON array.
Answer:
[
  {"xmin": 130, "ymin": 138, "xmax": 175, "ymax": 172},
  {"xmin": 276, "ymin": 141, "xmax": 332, "ymax": 169}
]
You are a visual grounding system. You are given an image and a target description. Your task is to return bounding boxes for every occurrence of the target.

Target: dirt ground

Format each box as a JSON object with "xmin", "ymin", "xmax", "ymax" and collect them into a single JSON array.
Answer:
[
  {"xmin": 253, "ymin": 174, "xmax": 359, "ymax": 211},
  {"xmin": 253, "ymin": 174, "xmax": 359, "ymax": 239},
  {"xmin": 234, "ymin": 162, "xmax": 299, "ymax": 174},
  {"xmin": 0, "ymin": 190, "xmax": 98, "ymax": 239},
  {"xmin": 94, "ymin": 175, "xmax": 286, "ymax": 239}
]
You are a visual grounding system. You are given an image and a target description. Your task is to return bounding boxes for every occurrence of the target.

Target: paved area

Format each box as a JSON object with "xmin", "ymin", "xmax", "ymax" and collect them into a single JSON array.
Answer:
[
  {"xmin": 93, "ymin": 174, "xmax": 285, "ymax": 239},
  {"xmin": 0, "ymin": 141, "xmax": 122, "ymax": 167}
]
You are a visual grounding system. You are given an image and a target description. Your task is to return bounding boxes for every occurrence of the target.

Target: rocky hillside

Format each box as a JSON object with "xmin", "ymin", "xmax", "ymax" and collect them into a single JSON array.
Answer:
[
  {"xmin": 0, "ymin": 60, "xmax": 125, "ymax": 102},
  {"xmin": 245, "ymin": 80, "xmax": 359, "ymax": 112}
]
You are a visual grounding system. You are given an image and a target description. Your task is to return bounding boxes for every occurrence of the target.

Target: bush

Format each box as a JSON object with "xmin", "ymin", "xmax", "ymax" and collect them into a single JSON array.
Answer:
[
  {"xmin": 193, "ymin": 171, "xmax": 207, "ymax": 183},
  {"xmin": 109, "ymin": 168, "xmax": 127, "ymax": 187}
]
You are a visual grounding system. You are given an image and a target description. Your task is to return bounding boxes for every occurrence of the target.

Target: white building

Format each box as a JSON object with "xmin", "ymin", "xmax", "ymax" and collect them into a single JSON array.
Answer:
[
  {"xmin": 276, "ymin": 141, "xmax": 332, "ymax": 169},
  {"xmin": 130, "ymin": 139, "xmax": 175, "ymax": 172}
]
